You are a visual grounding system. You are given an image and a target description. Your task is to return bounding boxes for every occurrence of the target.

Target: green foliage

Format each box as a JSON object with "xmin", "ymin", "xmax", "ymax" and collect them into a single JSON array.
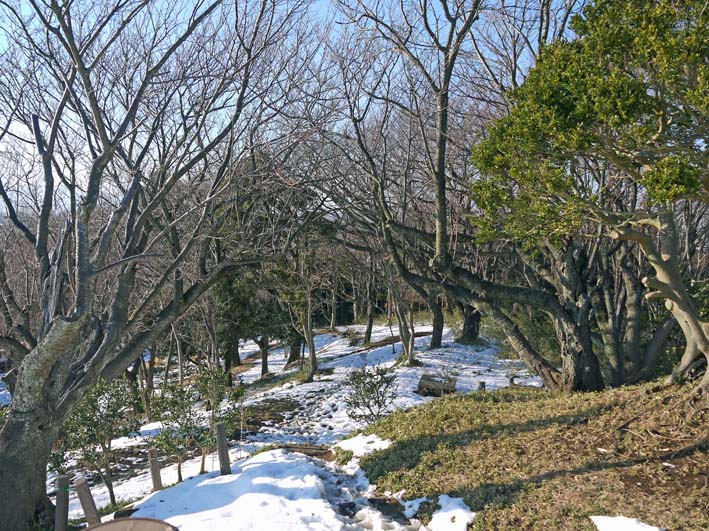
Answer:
[
  {"xmin": 334, "ymin": 448, "xmax": 354, "ymax": 466},
  {"xmin": 0, "ymin": 406, "xmax": 6, "ymax": 427},
  {"xmin": 151, "ymin": 383, "xmax": 202, "ymax": 462},
  {"xmin": 59, "ymin": 378, "xmax": 139, "ymax": 502},
  {"xmin": 195, "ymin": 366, "xmax": 229, "ymax": 425},
  {"xmin": 63, "ymin": 378, "xmax": 139, "ymax": 467},
  {"xmin": 471, "ymin": 0, "xmax": 707, "ymax": 242},
  {"xmin": 215, "ymin": 274, "xmax": 293, "ymax": 349},
  {"xmin": 642, "ymin": 156, "xmax": 701, "ymax": 203},
  {"xmin": 344, "ymin": 365, "xmax": 398, "ymax": 423}
]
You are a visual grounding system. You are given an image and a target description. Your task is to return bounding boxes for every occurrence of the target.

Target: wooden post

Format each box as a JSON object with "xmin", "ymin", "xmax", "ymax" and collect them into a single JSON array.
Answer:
[
  {"xmin": 54, "ymin": 475, "xmax": 69, "ymax": 531},
  {"xmin": 477, "ymin": 381, "xmax": 486, "ymax": 391},
  {"xmin": 149, "ymin": 448, "xmax": 163, "ymax": 491},
  {"xmin": 74, "ymin": 477, "xmax": 100, "ymax": 527},
  {"xmin": 215, "ymin": 422, "xmax": 231, "ymax": 475}
]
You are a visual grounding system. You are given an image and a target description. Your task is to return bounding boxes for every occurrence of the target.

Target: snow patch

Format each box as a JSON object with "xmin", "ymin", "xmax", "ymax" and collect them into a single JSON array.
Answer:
[
  {"xmin": 428, "ymin": 495, "xmax": 475, "ymax": 531},
  {"xmin": 402, "ymin": 497, "xmax": 428, "ymax": 519},
  {"xmin": 591, "ymin": 515, "xmax": 665, "ymax": 531},
  {"xmin": 335, "ymin": 434, "xmax": 392, "ymax": 457}
]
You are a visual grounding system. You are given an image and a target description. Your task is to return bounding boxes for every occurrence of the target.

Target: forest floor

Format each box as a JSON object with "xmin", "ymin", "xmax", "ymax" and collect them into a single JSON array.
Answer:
[{"xmin": 41, "ymin": 324, "xmax": 706, "ymax": 530}]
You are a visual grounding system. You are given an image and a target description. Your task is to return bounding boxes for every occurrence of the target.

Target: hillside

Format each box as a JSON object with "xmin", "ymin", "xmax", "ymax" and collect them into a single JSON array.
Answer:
[{"xmin": 360, "ymin": 381, "xmax": 709, "ymax": 530}]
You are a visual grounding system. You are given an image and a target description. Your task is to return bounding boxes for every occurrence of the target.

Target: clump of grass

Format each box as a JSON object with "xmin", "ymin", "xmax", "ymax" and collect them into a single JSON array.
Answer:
[
  {"xmin": 360, "ymin": 381, "xmax": 708, "ymax": 530},
  {"xmin": 334, "ymin": 448, "xmax": 355, "ymax": 466}
]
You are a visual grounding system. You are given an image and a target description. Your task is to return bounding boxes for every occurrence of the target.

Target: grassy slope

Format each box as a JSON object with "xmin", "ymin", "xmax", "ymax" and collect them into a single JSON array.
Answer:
[{"xmin": 360, "ymin": 381, "xmax": 708, "ymax": 530}]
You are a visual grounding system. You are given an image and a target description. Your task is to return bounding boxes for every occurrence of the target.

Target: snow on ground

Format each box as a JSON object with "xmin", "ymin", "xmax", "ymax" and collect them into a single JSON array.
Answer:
[
  {"xmin": 50, "ymin": 324, "xmax": 547, "ymax": 528},
  {"xmin": 242, "ymin": 326, "xmax": 539, "ymax": 447},
  {"xmin": 591, "ymin": 516, "xmax": 665, "ymax": 531},
  {"xmin": 427, "ymin": 495, "xmax": 475, "ymax": 531},
  {"xmin": 0, "ymin": 372, "xmax": 10, "ymax": 406},
  {"xmin": 335, "ymin": 434, "xmax": 392, "ymax": 457},
  {"xmin": 131, "ymin": 449, "xmax": 348, "ymax": 531}
]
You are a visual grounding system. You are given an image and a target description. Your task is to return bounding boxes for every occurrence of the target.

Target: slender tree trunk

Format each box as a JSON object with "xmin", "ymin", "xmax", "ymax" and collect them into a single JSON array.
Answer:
[
  {"xmin": 329, "ymin": 286, "xmax": 337, "ymax": 331},
  {"xmin": 164, "ymin": 337, "xmax": 174, "ymax": 385},
  {"xmin": 233, "ymin": 341, "xmax": 241, "ymax": 367},
  {"xmin": 101, "ymin": 456, "xmax": 116, "ymax": 506},
  {"xmin": 224, "ymin": 348, "xmax": 233, "ymax": 387},
  {"xmin": 429, "ymin": 297, "xmax": 444, "ymax": 349},
  {"xmin": 394, "ymin": 299, "xmax": 414, "ymax": 366},
  {"xmin": 257, "ymin": 337, "xmax": 269, "ymax": 378},
  {"xmin": 200, "ymin": 447, "xmax": 208, "ymax": 474},
  {"xmin": 303, "ymin": 292, "xmax": 317, "ymax": 382},
  {"xmin": 177, "ymin": 455, "xmax": 183, "ymax": 483},
  {"xmin": 364, "ymin": 278, "xmax": 375, "ymax": 344},
  {"xmin": 173, "ymin": 325, "xmax": 184, "ymax": 387}
]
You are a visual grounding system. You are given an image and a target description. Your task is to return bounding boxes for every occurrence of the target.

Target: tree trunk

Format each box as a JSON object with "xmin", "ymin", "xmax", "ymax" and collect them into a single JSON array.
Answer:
[
  {"xmin": 456, "ymin": 304, "xmax": 480, "ymax": 345},
  {"xmin": 124, "ymin": 358, "xmax": 144, "ymax": 415},
  {"xmin": 364, "ymin": 278, "xmax": 375, "ymax": 344},
  {"xmin": 257, "ymin": 337, "xmax": 269, "ymax": 378},
  {"xmin": 200, "ymin": 447, "xmax": 208, "ymax": 474},
  {"xmin": 286, "ymin": 338, "xmax": 301, "ymax": 365},
  {"xmin": 101, "ymin": 459, "xmax": 116, "ymax": 506},
  {"xmin": 429, "ymin": 298, "xmax": 444, "ymax": 349},
  {"xmin": 0, "ymin": 408, "xmax": 58, "ymax": 529},
  {"xmin": 555, "ymin": 316, "xmax": 604, "ymax": 392},
  {"xmin": 393, "ymin": 300, "xmax": 415, "ymax": 366},
  {"xmin": 329, "ymin": 287, "xmax": 337, "ymax": 331},
  {"xmin": 177, "ymin": 455, "xmax": 183, "ymax": 483},
  {"xmin": 303, "ymin": 292, "xmax": 317, "ymax": 382},
  {"xmin": 173, "ymin": 325, "xmax": 184, "ymax": 387},
  {"xmin": 224, "ymin": 347, "xmax": 233, "ymax": 387}
]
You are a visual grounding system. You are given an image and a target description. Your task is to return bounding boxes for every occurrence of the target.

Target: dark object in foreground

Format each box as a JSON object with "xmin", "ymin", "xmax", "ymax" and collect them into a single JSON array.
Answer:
[{"xmin": 90, "ymin": 517, "xmax": 178, "ymax": 530}]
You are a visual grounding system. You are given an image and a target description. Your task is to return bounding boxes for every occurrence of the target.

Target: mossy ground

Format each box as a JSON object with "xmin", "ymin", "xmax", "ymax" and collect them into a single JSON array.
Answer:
[{"xmin": 360, "ymin": 381, "xmax": 708, "ymax": 530}]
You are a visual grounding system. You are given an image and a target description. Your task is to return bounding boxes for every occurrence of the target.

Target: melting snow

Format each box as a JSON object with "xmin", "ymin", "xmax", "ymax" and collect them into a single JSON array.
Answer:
[
  {"xmin": 591, "ymin": 516, "xmax": 665, "ymax": 531},
  {"xmin": 428, "ymin": 495, "xmax": 475, "ymax": 531},
  {"xmin": 48, "ymin": 324, "xmax": 541, "ymax": 527}
]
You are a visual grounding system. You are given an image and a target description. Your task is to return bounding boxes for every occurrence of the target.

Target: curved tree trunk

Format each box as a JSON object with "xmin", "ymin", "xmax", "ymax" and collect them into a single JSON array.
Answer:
[
  {"xmin": 611, "ymin": 211, "xmax": 709, "ymax": 394},
  {"xmin": 0, "ymin": 408, "xmax": 58, "ymax": 529}
]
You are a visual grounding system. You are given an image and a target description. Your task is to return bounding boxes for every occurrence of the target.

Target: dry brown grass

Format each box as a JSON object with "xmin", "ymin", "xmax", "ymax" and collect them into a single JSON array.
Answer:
[{"xmin": 360, "ymin": 381, "xmax": 708, "ymax": 530}]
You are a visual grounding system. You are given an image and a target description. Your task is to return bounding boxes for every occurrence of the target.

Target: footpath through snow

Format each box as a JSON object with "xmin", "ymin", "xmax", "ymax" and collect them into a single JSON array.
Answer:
[{"xmin": 41, "ymin": 324, "xmax": 664, "ymax": 530}]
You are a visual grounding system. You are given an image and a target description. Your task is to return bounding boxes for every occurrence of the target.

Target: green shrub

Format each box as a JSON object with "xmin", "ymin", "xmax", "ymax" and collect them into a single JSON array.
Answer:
[{"xmin": 344, "ymin": 366, "xmax": 398, "ymax": 423}]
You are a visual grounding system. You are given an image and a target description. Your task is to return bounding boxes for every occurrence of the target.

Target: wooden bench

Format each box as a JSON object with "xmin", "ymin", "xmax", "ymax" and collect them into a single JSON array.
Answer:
[{"xmin": 416, "ymin": 374, "xmax": 457, "ymax": 397}]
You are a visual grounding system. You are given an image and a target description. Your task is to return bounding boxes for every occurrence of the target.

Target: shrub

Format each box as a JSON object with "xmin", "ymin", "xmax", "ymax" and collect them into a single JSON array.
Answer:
[
  {"xmin": 63, "ymin": 378, "xmax": 139, "ymax": 505},
  {"xmin": 152, "ymin": 383, "xmax": 202, "ymax": 482},
  {"xmin": 344, "ymin": 366, "xmax": 398, "ymax": 423}
]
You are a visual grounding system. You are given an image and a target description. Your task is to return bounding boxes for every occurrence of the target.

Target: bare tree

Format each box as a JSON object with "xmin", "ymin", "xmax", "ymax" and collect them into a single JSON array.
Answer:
[{"xmin": 0, "ymin": 0, "xmax": 310, "ymax": 526}]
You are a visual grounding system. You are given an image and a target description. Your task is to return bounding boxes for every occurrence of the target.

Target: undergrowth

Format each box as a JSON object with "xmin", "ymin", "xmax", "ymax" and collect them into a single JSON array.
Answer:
[{"xmin": 360, "ymin": 381, "xmax": 708, "ymax": 530}]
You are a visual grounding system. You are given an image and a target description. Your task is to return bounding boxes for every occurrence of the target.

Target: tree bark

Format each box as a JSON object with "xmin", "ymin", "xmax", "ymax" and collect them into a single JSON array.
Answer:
[
  {"xmin": 364, "ymin": 277, "xmax": 375, "ymax": 344},
  {"xmin": 286, "ymin": 338, "xmax": 302, "ymax": 365},
  {"xmin": 329, "ymin": 286, "xmax": 337, "ymax": 331},
  {"xmin": 302, "ymin": 292, "xmax": 317, "ymax": 382},
  {"xmin": 0, "ymin": 408, "xmax": 58, "ymax": 529},
  {"xmin": 456, "ymin": 304, "xmax": 480, "ymax": 345},
  {"xmin": 256, "ymin": 337, "xmax": 269, "ymax": 378},
  {"xmin": 429, "ymin": 298, "xmax": 444, "ymax": 349}
]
